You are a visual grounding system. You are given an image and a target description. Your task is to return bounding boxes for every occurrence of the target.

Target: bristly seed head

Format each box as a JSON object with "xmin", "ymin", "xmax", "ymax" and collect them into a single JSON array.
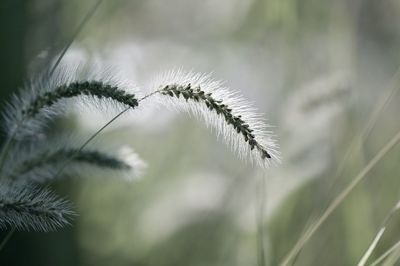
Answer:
[
  {"xmin": 22, "ymin": 81, "xmax": 138, "ymax": 117},
  {"xmin": 3, "ymin": 64, "xmax": 141, "ymax": 140},
  {"xmin": 12, "ymin": 149, "xmax": 131, "ymax": 179},
  {"xmin": 2, "ymin": 145, "xmax": 146, "ymax": 184},
  {"xmin": 160, "ymin": 83, "xmax": 273, "ymax": 160},
  {"xmin": 0, "ymin": 182, "xmax": 74, "ymax": 232}
]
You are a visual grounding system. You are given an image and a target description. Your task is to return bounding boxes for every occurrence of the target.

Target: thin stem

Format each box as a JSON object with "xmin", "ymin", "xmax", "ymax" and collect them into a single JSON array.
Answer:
[
  {"xmin": 39, "ymin": 0, "xmax": 106, "ymax": 152},
  {"xmin": 50, "ymin": 90, "xmax": 161, "ymax": 180},
  {"xmin": 359, "ymin": 228, "xmax": 386, "ymax": 266},
  {"xmin": 0, "ymin": 228, "xmax": 15, "ymax": 252},
  {"xmin": 256, "ymin": 173, "xmax": 267, "ymax": 266},
  {"xmin": 52, "ymin": 107, "xmax": 130, "ymax": 179},
  {"xmin": 326, "ymin": 66, "xmax": 400, "ymax": 198},
  {"xmin": 139, "ymin": 89, "xmax": 163, "ymax": 102},
  {"xmin": 49, "ymin": 0, "xmax": 104, "ymax": 76},
  {"xmin": 280, "ymin": 130, "xmax": 400, "ymax": 266},
  {"xmin": 362, "ymin": 67, "xmax": 400, "ymax": 141}
]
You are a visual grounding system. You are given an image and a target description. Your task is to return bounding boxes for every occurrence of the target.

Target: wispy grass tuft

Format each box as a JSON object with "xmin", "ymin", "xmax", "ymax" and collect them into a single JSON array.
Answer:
[
  {"xmin": 22, "ymin": 81, "xmax": 138, "ymax": 117},
  {"xmin": 0, "ymin": 182, "xmax": 74, "ymax": 232},
  {"xmin": 145, "ymin": 70, "xmax": 280, "ymax": 167},
  {"xmin": 2, "ymin": 144, "xmax": 146, "ymax": 183},
  {"xmin": 3, "ymin": 66, "xmax": 139, "ymax": 140}
]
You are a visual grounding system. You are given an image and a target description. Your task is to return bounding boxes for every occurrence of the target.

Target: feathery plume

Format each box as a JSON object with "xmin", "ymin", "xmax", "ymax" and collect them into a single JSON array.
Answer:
[
  {"xmin": 2, "ymin": 142, "xmax": 146, "ymax": 183},
  {"xmin": 2, "ymin": 65, "xmax": 139, "ymax": 140},
  {"xmin": 144, "ymin": 70, "xmax": 280, "ymax": 167},
  {"xmin": 0, "ymin": 182, "xmax": 74, "ymax": 231}
]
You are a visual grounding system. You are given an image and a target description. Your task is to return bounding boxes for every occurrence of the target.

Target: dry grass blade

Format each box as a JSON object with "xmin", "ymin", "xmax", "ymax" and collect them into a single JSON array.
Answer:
[
  {"xmin": 369, "ymin": 240, "xmax": 400, "ymax": 266},
  {"xmin": 280, "ymin": 130, "xmax": 400, "ymax": 266},
  {"xmin": 381, "ymin": 245, "xmax": 400, "ymax": 266},
  {"xmin": 358, "ymin": 228, "xmax": 386, "ymax": 266},
  {"xmin": 357, "ymin": 201, "xmax": 400, "ymax": 266}
]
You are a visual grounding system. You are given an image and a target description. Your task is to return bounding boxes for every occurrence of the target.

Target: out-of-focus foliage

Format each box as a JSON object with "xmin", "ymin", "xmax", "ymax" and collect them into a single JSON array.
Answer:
[{"xmin": 1, "ymin": 0, "xmax": 400, "ymax": 265}]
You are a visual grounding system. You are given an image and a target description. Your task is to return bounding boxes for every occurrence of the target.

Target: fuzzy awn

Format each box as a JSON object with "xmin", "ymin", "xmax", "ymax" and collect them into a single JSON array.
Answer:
[
  {"xmin": 0, "ymin": 182, "xmax": 73, "ymax": 231},
  {"xmin": 143, "ymin": 70, "xmax": 280, "ymax": 167},
  {"xmin": 3, "ymin": 67, "xmax": 139, "ymax": 141},
  {"xmin": 4, "ymin": 146, "xmax": 145, "ymax": 183}
]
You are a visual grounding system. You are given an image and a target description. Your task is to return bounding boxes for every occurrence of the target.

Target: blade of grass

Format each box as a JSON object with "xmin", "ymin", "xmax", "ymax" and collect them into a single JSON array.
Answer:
[
  {"xmin": 369, "ymin": 240, "xmax": 400, "ymax": 266},
  {"xmin": 289, "ymin": 217, "xmax": 319, "ymax": 266},
  {"xmin": 381, "ymin": 244, "xmax": 400, "ymax": 266},
  {"xmin": 357, "ymin": 200, "xmax": 400, "ymax": 266},
  {"xmin": 358, "ymin": 228, "xmax": 386, "ymax": 266},
  {"xmin": 280, "ymin": 130, "xmax": 400, "ymax": 266}
]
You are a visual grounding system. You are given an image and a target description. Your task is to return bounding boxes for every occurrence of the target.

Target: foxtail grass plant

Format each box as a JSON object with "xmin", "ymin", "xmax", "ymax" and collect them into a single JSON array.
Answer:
[
  {"xmin": 0, "ymin": 65, "xmax": 279, "ymax": 239},
  {"xmin": 0, "ymin": 1, "xmax": 281, "ymax": 255}
]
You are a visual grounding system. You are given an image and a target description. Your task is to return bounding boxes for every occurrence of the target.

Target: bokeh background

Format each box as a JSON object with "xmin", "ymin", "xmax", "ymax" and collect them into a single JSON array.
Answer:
[{"xmin": 1, "ymin": 0, "xmax": 400, "ymax": 265}]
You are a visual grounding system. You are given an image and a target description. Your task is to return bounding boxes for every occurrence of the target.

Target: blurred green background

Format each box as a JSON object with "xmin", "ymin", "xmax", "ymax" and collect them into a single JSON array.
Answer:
[{"xmin": 1, "ymin": 0, "xmax": 400, "ymax": 265}]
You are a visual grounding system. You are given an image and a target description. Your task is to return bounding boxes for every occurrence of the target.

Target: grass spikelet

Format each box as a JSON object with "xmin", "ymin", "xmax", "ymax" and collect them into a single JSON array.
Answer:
[
  {"xmin": 2, "ymin": 142, "xmax": 146, "ymax": 183},
  {"xmin": 2, "ymin": 65, "xmax": 139, "ymax": 140},
  {"xmin": 23, "ymin": 81, "xmax": 138, "ymax": 117},
  {"xmin": 145, "ymin": 70, "xmax": 280, "ymax": 167},
  {"xmin": 0, "ymin": 182, "xmax": 74, "ymax": 232}
]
